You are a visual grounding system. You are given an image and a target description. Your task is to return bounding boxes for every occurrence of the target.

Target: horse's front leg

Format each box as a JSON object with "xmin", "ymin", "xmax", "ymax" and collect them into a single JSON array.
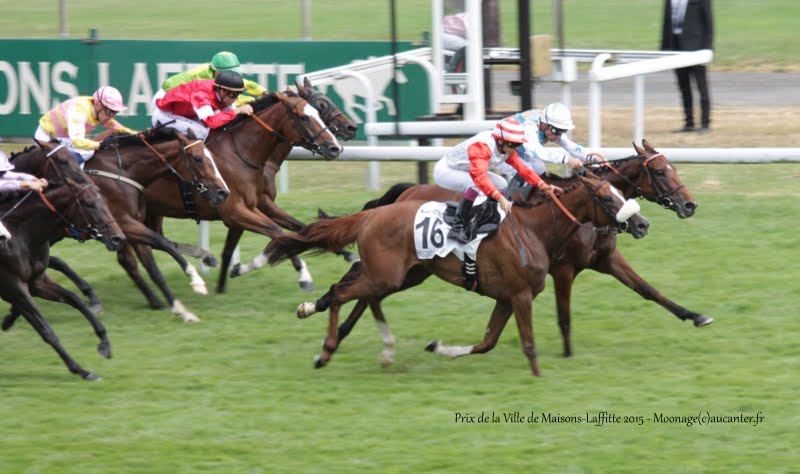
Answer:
[
  {"xmin": 223, "ymin": 206, "xmax": 315, "ymax": 292},
  {"xmin": 131, "ymin": 242, "xmax": 201, "ymax": 323},
  {"xmin": 8, "ymin": 280, "xmax": 99, "ymax": 380},
  {"xmin": 116, "ymin": 243, "xmax": 166, "ymax": 310},
  {"xmin": 29, "ymin": 272, "xmax": 112, "ymax": 359},
  {"xmin": 591, "ymin": 248, "xmax": 714, "ymax": 327}
]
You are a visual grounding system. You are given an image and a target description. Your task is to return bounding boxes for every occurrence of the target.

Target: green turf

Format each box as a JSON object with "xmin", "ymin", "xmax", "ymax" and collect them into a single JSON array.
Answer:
[
  {"xmin": 0, "ymin": 0, "xmax": 798, "ymax": 69},
  {"xmin": 0, "ymin": 161, "xmax": 797, "ymax": 472}
]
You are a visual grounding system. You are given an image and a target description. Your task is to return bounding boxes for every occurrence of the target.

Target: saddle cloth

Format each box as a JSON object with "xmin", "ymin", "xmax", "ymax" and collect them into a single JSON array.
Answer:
[{"xmin": 413, "ymin": 196, "xmax": 507, "ymax": 262}]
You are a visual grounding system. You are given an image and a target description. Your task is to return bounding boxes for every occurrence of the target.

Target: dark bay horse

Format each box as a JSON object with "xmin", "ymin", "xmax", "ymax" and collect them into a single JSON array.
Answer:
[
  {"xmin": 0, "ymin": 140, "xmax": 125, "ymax": 380},
  {"xmin": 319, "ymin": 140, "xmax": 710, "ymax": 361},
  {"xmin": 113, "ymin": 91, "xmax": 343, "ymax": 309},
  {"xmin": 8, "ymin": 129, "xmax": 231, "ymax": 323},
  {"xmin": 265, "ymin": 173, "xmax": 649, "ymax": 376}
]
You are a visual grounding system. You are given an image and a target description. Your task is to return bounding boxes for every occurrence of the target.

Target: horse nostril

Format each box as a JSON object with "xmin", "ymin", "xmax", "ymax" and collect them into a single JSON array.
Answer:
[
  {"xmin": 685, "ymin": 201, "xmax": 698, "ymax": 211},
  {"xmin": 111, "ymin": 236, "xmax": 124, "ymax": 247},
  {"xmin": 218, "ymin": 189, "xmax": 230, "ymax": 199}
]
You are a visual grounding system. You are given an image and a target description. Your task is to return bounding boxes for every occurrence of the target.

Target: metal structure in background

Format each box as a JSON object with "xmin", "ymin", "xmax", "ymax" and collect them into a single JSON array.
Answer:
[{"xmin": 59, "ymin": 0, "xmax": 69, "ymax": 38}]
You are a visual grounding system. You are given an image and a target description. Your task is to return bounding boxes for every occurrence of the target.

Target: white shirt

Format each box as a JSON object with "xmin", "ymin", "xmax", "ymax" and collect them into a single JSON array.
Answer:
[{"xmin": 671, "ymin": 0, "xmax": 689, "ymax": 35}]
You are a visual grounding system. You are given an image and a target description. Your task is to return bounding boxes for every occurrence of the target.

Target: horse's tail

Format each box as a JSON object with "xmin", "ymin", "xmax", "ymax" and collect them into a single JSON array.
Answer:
[
  {"xmin": 362, "ymin": 182, "xmax": 416, "ymax": 210},
  {"xmin": 266, "ymin": 211, "xmax": 369, "ymax": 265}
]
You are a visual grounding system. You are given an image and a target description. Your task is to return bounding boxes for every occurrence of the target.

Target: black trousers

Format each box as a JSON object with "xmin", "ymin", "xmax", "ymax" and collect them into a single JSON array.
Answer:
[{"xmin": 674, "ymin": 64, "xmax": 710, "ymax": 127}]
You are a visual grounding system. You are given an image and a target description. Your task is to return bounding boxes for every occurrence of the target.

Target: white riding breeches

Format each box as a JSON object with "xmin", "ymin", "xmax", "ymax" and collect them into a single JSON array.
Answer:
[
  {"xmin": 34, "ymin": 126, "xmax": 95, "ymax": 163},
  {"xmin": 433, "ymin": 157, "xmax": 509, "ymax": 194},
  {"xmin": 151, "ymin": 107, "xmax": 210, "ymax": 141}
]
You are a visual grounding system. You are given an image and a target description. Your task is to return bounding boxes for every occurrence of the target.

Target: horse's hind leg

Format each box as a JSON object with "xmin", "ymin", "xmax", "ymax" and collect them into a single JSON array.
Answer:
[
  {"xmin": 9, "ymin": 282, "xmax": 98, "ymax": 380},
  {"xmin": 29, "ymin": 273, "xmax": 112, "ymax": 358},
  {"xmin": 511, "ymin": 295, "xmax": 540, "ymax": 376},
  {"xmin": 146, "ymin": 214, "xmax": 217, "ymax": 267},
  {"xmin": 426, "ymin": 299, "xmax": 513, "ymax": 360},
  {"xmin": 117, "ymin": 244, "xmax": 166, "ymax": 309},
  {"xmin": 48, "ymin": 256, "xmax": 104, "ymax": 315}
]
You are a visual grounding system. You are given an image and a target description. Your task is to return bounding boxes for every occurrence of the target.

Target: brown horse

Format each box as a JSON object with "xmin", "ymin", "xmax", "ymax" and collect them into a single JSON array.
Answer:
[
  {"xmin": 5, "ymin": 128, "xmax": 231, "ymax": 324},
  {"xmin": 318, "ymin": 140, "xmax": 709, "ymax": 362},
  {"xmin": 265, "ymin": 173, "xmax": 649, "ymax": 376},
  {"xmin": 110, "ymin": 91, "xmax": 342, "ymax": 310},
  {"xmin": 0, "ymin": 140, "xmax": 125, "ymax": 380}
]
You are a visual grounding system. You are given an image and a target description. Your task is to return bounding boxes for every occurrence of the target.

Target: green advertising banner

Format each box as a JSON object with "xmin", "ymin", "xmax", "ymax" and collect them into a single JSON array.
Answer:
[{"xmin": 0, "ymin": 39, "xmax": 429, "ymax": 138}]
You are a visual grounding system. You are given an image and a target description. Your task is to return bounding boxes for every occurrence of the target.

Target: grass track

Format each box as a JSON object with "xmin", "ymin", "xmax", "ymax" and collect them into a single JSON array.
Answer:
[{"xmin": 0, "ymin": 162, "xmax": 798, "ymax": 472}]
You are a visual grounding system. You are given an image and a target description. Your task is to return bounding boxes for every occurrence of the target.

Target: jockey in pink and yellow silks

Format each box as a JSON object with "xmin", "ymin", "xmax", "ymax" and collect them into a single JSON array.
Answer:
[{"xmin": 34, "ymin": 86, "xmax": 135, "ymax": 164}]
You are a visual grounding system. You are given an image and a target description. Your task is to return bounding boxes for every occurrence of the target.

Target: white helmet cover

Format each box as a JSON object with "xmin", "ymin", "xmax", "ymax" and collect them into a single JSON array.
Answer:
[{"xmin": 542, "ymin": 102, "xmax": 575, "ymax": 130}]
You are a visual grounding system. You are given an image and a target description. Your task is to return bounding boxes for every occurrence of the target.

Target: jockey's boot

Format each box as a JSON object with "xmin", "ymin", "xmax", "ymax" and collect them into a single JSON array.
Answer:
[{"xmin": 448, "ymin": 197, "xmax": 474, "ymax": 244}]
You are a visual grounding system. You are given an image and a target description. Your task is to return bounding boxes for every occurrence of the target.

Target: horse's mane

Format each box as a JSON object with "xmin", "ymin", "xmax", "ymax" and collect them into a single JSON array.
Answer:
[
  {"xmin": 222, "ymin": 92, "xmax": 281, "ymax": 128},
  {"xmin": 514, "ymin": 171, "xmax": 599, "ymax": 208},
  {"xmin": 109, "ymin": 127, "xmax": 180, "ymax": 147},
  {"xmin": 9, "ymin": 145, "xmax": 39, "ymax": 160}
]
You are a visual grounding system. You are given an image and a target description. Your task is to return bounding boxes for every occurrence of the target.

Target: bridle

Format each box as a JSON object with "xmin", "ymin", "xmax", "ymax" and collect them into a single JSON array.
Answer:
[
  {"xmin": 211, "ymin": 95, "xmax": 335, "ymax": 170},
  {"xmin": 139, "ymin": 136, "xmax": 214, "ymax": 195},
  {"xmin": 588, "ymin": 152, "xmax": 686, "ymax": 210},
  {"xmin": 41, "ymin": 144, "xmax": 116, "ymax": 241}
]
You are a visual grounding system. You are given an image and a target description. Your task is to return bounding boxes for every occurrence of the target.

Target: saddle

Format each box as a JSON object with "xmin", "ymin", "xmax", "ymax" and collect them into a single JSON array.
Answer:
[{"xmin": 442, "ymin": 198, "xmax": 502, "ymax": 242}]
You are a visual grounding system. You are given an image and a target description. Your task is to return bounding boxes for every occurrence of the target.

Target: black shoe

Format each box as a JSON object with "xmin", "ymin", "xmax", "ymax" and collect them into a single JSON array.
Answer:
[
  {"xmin": 671, "ymin": 126, "xmax": 695, "ymax": 133},
  {"xmin": 696, "ymin": 126, "xmax": 710, "ymax": 134}
]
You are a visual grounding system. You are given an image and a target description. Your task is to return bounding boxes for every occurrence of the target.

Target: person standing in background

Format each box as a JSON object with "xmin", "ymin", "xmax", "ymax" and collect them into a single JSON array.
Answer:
[{"xmin": 661, "ymin": 0, "xmax": 714, "ymax": 133}]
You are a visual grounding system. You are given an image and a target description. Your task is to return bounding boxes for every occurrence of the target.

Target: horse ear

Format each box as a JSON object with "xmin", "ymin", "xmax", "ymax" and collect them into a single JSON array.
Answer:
[
  {"xmin": 185, "ymin": 129, "xmax": 197, "ymax": 140},
  {"xmin": 642, "ymin": 139, "xmax": 655, "ymax": 153},
  {"xmin": 296, "ymin": 77, "xmax": 308, "ymax": 96},
  {"xmin": 633, "ymin": 141, "xmax": 645, "ymax": 155},
  {"xmin": 304, "ymin": 77, "xmax": 313, "ymax": 89},
  {"xmin": 33, "ymin": 137, "xmax": 44, "ymax": 148}
]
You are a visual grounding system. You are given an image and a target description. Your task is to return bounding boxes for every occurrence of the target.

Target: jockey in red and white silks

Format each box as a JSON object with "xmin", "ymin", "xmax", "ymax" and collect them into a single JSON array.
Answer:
[
  {"xmin": 433, "ymin": 117, "xmax": 563, "ymax": 243},
  {"xmin": 151, "ymin": 71, "xmax": 253, "ymax": 141}
]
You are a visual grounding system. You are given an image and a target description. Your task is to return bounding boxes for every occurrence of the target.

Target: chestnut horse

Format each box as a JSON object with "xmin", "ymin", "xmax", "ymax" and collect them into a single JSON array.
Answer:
[
  {"xmin": 265, "ymin": 173, "xmax": 649, "ymax": 376},
  {"xmin": 162, "ymin": 78, "xmax": 359, "ymax": 293},
  {"xmin": 0, "ymin": 140, "xmax": 125, "ymax": 380},
  {"xmin": 110, "ymin": 91, "xmax": 343, "ymax": 309},
  {"xmin": 317, "ymin": 140, "xmax": 709, "ymax": 362}
]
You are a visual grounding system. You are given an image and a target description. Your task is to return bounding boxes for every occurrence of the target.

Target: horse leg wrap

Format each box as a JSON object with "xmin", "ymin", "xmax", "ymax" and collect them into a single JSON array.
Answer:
[{"xmin": 462, "ymin": 255, "xmax": 478, "ymax": 292}]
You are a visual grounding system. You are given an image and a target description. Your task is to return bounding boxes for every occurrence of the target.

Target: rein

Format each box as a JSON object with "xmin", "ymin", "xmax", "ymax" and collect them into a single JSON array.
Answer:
[{"xmin": 589, "ymin": 152, "xmax": 685, "ymax": 208}]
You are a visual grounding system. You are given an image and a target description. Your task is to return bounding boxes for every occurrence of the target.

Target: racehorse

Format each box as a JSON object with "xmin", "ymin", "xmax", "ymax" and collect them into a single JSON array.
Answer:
[
  {"xmin": 316, "ymin": 140, "xmax": 710, "ymax": 362},
  {"xmin": 6, "ymin": 128, "xmax": 230, "ymax": 323},
  {"xmin": 265, "ymin": 173, "xmax": 649, "ymax": 376},
  {"xmin": 107, "ymin": 90, "xmax": 341, "ymax": 312},
  {"xmin": 166, "ymin": 78, "xmax": 359, "ymax": 294},
  {"xmin": 0, "ymin": 140, "xmax": 125, "ymax": 380}
]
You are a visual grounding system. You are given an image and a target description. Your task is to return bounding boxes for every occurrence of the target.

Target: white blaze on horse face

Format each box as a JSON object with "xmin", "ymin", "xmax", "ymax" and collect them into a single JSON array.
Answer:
[
  {"xmin": 302, "ymin": 103, "xmax": 341, "ymax": 149},
  {"xmin": 203, "ymin": 147, "xmax": 230, "ymax": 192}
]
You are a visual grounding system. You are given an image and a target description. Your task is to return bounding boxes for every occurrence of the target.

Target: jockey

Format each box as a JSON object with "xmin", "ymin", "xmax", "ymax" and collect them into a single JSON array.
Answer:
[
  {"xmin": 0, "ymin": 150, "xmax": 49, "ymax": 246},
  {"xmin": 433, "ymin": 117, "xmax": 563, "ymax": 243},
  {"xmin": 494, "ymin": 103, "xmax": 594, "ymax": 178},
  {"xmin": 151, "ymin": 70, "xmax": 254, "ymax": 141},
  {"xmin": 154, "ymin": 51, "xmax": 267, "ymax": 108},
  {"xmin": 34, "ymin": 86, "xmax": 135, "ymax": 164}
]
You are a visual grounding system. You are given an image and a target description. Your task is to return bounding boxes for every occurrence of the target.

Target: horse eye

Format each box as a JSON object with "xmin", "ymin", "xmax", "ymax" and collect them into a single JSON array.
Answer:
[{"xmin": 656, "ymin": 169, "xmax": 666, "ymax": 176}]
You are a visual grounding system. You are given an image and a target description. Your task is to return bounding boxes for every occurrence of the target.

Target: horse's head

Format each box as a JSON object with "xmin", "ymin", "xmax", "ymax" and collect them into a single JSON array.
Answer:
[
  {"xmin": 33, "ymin": 139, "xmax": 126, "ymax": 250},
  {"xmin": 577, "ymin": 173, "xmax": 650, "ymax": 239},
  {"xmin": 173, "ymin": 131, "xmax": 230, "ymax": 207},
  {"xmin": 273, "ymin": 92, "xmax": 343, "ymax": 161},
  {"xmin": 296, "ymin": 77, "xmax": 358, "ymax": 141},
  {"xmin": 631, "ymin": 139, "xmax": 698, "ymax": 218}
]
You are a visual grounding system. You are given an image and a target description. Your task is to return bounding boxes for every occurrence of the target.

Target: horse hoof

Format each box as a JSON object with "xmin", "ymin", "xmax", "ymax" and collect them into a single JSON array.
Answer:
[
  {"xmin": 202, "ymin": 255, "xmax": 218, "ymax": 267},
  {"xmin": 230, "ymin": 263, "xmax": 242, "ymax": 278},
  {"xmin": 313, "ymin": 355, "xmax": 326, "ymax": 369},
  {"xmin": 83, "ymin": 372, "xmax": 102, "ymax": 381},
  {"xmin": 297, "ymin": 302, "xmax": 316, "ymax": 319},
  {"xmin": 343, "ymin": 252, "xmax": 360, "ymax": 263},
  {"xmin": 97, "ymin": 342, "xmax": 112, "ymax": 359},
  {"xmin": 90, "ymin": 304, "xmax": 104, "ymax": 315},
  {"xmin": 190, "ymin": 282, "xmax": 208, "ymax": 296},
  {"xmin": 379, "ymin": 351, "xmax": 395, "ymax": 367},
  {"xmin": 424, "ymin": 340, "xmax": 439, "ymax": 352},
  {"xmin": 1, "ymin": 315, "xmax": 15, "ymax": 332},
  {"xmin": 299, "ymin": 281, "xmax": 314, "ymax": 293},
  {"xmin": 694, "ymin": 315, "xmax": 714, "ymax": 327}
]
